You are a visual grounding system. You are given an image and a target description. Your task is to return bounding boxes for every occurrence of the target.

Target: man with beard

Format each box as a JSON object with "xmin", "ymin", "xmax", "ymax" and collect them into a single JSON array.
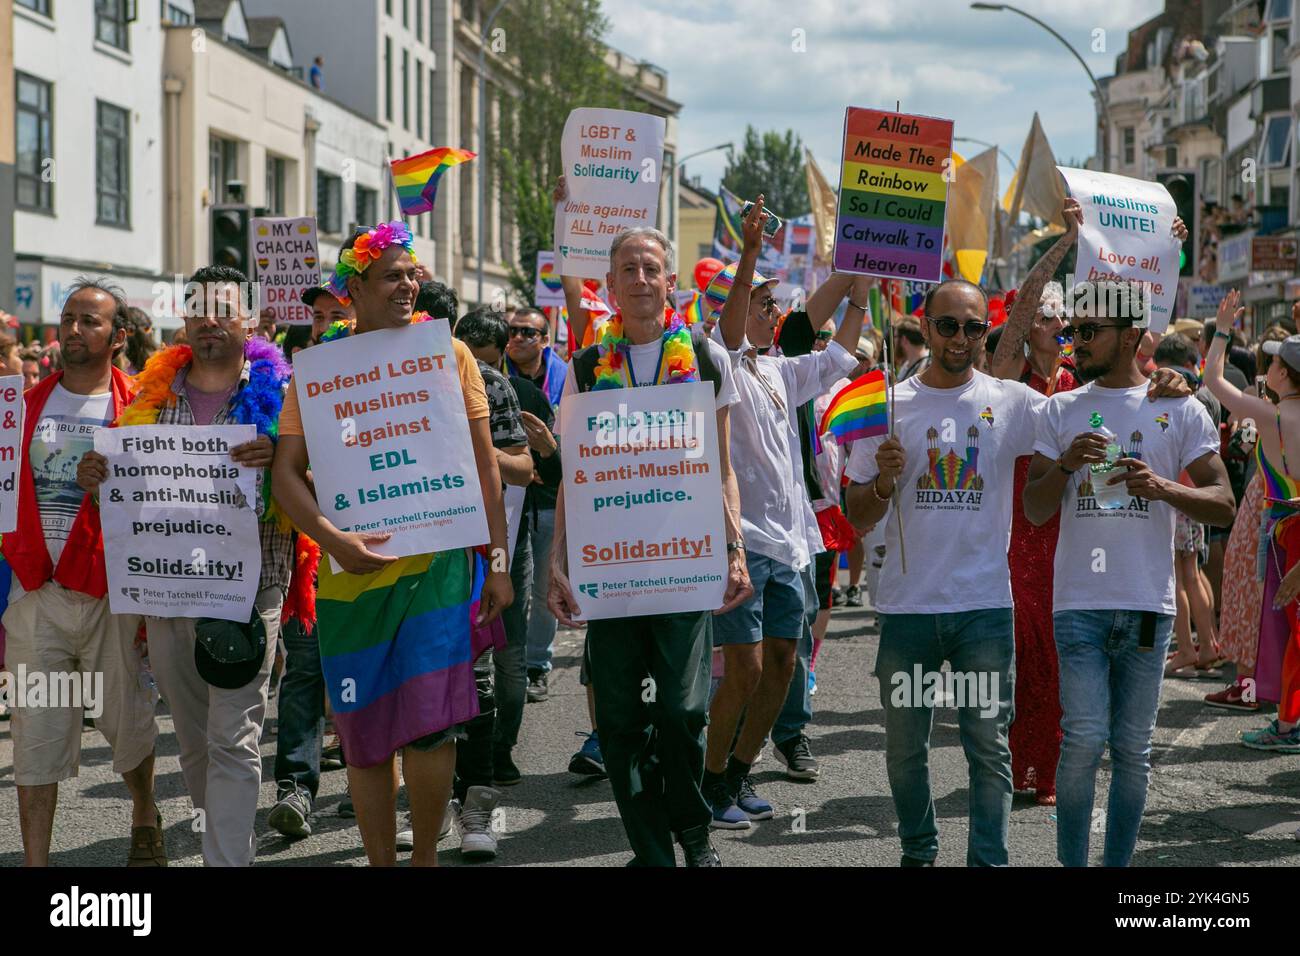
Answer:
[
  {"xmin": 2, "ymin": 278, "xmax": 162, "ymax": 866},
  {"xmin": 79, "ymin": 266, "xmax": 293, "ymax": 866},
  {"xmin": 1023, "ymin": 280, "xmax": 1234, "ymax": 867}
]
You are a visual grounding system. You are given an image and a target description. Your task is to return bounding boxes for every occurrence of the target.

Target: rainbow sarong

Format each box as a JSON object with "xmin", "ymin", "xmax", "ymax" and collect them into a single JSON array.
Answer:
[{"xmin": 317, "ymin": 548, "xmax": 479, "ymax": 768}]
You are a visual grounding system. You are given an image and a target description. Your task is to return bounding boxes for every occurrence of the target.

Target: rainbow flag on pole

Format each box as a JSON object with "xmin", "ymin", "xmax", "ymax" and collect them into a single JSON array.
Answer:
[
  {"xmin": 819, "ymin": 369, "xmax": 888, "ymax": 444},
  {"xmin": 390, "ymin": 147, "xmax": 476, "ymax": 216}
]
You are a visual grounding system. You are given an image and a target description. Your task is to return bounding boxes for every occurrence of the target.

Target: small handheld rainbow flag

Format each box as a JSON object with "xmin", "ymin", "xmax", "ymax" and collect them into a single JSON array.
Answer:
[
  {"xmin": 390, "ymin": 147, "xmax": 476, "ymax": 215},
  {"xmin": 819, "ymin": 369, "xmax": 888, "ymax": 444}
]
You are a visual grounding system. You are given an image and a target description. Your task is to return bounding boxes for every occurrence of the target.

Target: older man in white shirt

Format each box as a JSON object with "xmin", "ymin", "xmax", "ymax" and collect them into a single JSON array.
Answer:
[{"xmin": 702, "ymin": 210, "xmax": 870, "ymax": 829}]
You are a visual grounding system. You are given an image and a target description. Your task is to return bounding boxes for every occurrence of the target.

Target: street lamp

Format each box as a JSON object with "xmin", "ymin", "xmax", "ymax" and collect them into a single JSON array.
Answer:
[
  {"xmin": 970, "ymin": 2, "xmax": 1111, "ymax": 172},
  {"xmin": 953, "ymin": 136, "xmax": 1017, "ymax": 170},
  {"xmin": 476, "ymin": 0, "xmax": 510, "ymax": 306},
  {"xmin": 667, "ymin": 142, "xmax": 732, "ymax": 249}
]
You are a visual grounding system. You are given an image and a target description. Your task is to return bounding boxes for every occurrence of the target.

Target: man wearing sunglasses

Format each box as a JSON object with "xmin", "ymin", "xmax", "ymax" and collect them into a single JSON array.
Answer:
[
  {"xmin": 1022, "ymin": 279, "xmax": 1234, "ymax": 867},
  {"xmin": 844, "ymin": 277, "xmax": 1050, "ymax": 867}
]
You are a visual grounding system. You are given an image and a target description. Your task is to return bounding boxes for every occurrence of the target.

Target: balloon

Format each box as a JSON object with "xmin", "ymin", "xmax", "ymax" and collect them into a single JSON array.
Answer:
[{"xmin": 694, "ymin": 257, "xmax": 724, "ymax": 292}]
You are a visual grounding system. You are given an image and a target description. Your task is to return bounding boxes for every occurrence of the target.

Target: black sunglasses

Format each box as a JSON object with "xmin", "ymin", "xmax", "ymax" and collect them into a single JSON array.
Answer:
[
  {"xmin": 508, "ymin": 326, "xmax": 543, "ymax": 339},
  {"xmin": 926, "ymin": 316, "xmax": 989, "ymax": 339},
  {"xmin": 1062, "ymin": 322, "xmax": 1128, "ymax": 344}
]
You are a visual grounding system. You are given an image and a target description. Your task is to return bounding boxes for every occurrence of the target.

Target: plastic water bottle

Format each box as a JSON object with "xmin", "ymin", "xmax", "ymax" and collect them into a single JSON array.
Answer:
[{"xmin": 1088, "ymin": 412, "xmax": 1128, "ymax": 510}]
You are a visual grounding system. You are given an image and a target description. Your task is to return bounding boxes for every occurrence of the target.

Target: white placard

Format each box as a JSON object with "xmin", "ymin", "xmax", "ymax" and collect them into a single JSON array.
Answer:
[
  {"xmin": 1058, "ymin": 166, "xmax": 1180, "ymax": 334},
  {"xmin": 553, "ymin": 108, "xmax": 665, "ymax": 280},
  {"xmin": 504, "ymin": 482, "xmax": 525, "ymax": 566},
  {"xmin": 559, "ymin": 382, "xmax": 727, "ymax": 620},
  {"xmin": 292, "ymin": 320, "xmax": 489, "ymax": 563},
  {"xmin": 533, "ymin": 251, "xmax": 566, "ymax": 308},
  {"xmin": 0, "ymin": 375, "xmax": 22, "ymax": 533},
  {"xmin": 253, "ymin": 216, "xmax": 320, "ymax": 326},
  {"xmin": 97, "ymin": 424, "xmax": 261, "ymax": 621}
]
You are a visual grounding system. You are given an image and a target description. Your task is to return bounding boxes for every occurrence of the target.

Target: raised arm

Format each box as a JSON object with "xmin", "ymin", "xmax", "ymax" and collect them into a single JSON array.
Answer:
[
  {"xmin": 991, "ymin": 197, "xmax": 1080, "ymax": 380},
  {"xmin": 833, "ymin": 275, "xmax": 872, "ymax": 354},
  {"xmin": 717, "ymin": 198, "xmax": 767, "ymax": 351},
  {"xmin": 806, "ymin": 272, "xmax": 854, "ymax": 333},
  {"xmin": 554, "ymin": 175, "xmax": 589, "ymax": 346},
  {"xmin": 1204, "ymin": 288, "xmax": 1271, "ymax": 421}
]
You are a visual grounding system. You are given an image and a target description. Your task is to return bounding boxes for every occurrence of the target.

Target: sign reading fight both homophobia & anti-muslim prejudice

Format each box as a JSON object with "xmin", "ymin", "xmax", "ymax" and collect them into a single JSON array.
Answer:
[
  {"xmin": 97, "ymin": 424, "xmax": 262, "ymax": 621},
  {"xmin": 292, "ymin": 320, "xmax": 489, "ymax": 565},
  {"xmin": 553, "ymin": 107, "xmax": 665, "ymax": 280},
  {"xmin": 833, "ymin": 107, "xmax": 954, "ymax": 283},
  {"xmin": 253, "ymin": 216, "xmax": 320, "ymax": 326},
  {"xmin": 0, "ymin": 375, "xmax": 22, "ymax": 533},
  {"xmin": 1057, "ymin": 166, "xmax": 1180, "ymax": 334},
  {"xmin": 559, "ymin": 382, "xmax": 726, "ymax": 620}
]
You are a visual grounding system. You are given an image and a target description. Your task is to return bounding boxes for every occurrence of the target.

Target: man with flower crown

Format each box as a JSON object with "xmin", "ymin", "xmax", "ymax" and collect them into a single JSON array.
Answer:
[
  {"xmin": 78, "ymin": 265, "xmax": 294, "ymax": 866},
  {"xmin": 547, "ymin": 186, "xmax": 755, "ymax": 868}
]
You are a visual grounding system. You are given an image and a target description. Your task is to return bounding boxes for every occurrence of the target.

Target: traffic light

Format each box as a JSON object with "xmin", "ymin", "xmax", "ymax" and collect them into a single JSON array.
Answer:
[
  {"xmin": 1157, "ymin": 171, "xmax": 1196, "ymax": 278},
  {"xmin": 210, "ymin": 203, "xmax": 252, "ymax": 276}
]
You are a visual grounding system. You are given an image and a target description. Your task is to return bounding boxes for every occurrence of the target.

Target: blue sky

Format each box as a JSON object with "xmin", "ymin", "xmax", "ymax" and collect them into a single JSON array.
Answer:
[{"xmin": 602, "ymin": 0, "xmax": 1165, "ymax": 209}]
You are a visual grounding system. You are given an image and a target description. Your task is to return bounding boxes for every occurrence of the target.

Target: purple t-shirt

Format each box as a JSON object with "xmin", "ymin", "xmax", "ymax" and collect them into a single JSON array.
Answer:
[{"xmin": 184, "ymin": 381, "xmax": 235, "ymax": 426}]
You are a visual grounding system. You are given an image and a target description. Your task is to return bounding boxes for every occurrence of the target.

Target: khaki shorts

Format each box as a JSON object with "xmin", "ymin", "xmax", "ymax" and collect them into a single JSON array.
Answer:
[{"xmin": 2, "ymin": 582, "xmax": 158, "ymax": 786}]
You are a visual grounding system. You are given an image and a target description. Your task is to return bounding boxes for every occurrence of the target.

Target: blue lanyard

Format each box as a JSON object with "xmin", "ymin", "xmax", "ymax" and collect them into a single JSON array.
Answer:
[{"xmin": 624, "ymin": 340, "xmax": 665, "ymax": 388}]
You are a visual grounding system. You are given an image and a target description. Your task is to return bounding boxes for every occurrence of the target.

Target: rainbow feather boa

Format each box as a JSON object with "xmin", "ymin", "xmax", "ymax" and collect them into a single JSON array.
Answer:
[{"xmin": 592, "ymin": 308, "xmax": 698, "ymax": 390}]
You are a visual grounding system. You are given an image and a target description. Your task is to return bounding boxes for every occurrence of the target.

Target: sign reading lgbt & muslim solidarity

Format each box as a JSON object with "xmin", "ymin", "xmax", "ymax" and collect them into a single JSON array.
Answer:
[
  {"xmin": 833, "ymin": 107, "xmax": 954, "ymax": 282},
  {"xmin": 559, "ymin": 382, "xmax": 726, "ymax": 620},
  {"xmin": 253, "ymin": 216, "xmax": 320, "ymax": 326},
  {"xmin": 292, "ymin": 319, "xmax": 489, "ymax": 565},
  {"xmin": 534, "ymin": 250, "xmax": 566, "ymax": 307},
  {"xmin": 1057, "ymin": 166, "xmax": 1180, "ymax": 333},
  {"xmin": 554, "ymin": 107, "xmax": 665, "ymax": 279},
  {"xmin": 97, "ymin": 424, "xmax": 262, "ymax": 621},
  {"xmin": 0, "ymin": 374, "xmax": 22, "ymax": 533}
]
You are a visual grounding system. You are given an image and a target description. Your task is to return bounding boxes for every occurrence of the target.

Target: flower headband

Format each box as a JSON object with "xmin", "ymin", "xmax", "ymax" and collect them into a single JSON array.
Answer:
[{"xmin": 327, "ymin": 220, "xmax": 418, "ymax": 305}]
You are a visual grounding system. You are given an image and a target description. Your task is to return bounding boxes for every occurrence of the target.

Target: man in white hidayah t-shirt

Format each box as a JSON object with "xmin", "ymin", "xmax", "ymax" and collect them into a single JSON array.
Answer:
[
  {"xmin": 1023, "ymin": 280, "xmax": 1233, "ymax": 868},
  {"xmin": 845, "ymin": 278, "xmax": 1046, "ymax": 867}
]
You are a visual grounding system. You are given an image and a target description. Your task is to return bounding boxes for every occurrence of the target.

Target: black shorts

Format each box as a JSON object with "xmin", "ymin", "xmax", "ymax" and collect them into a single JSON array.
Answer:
[
  {"xmin": 814, "ymin": 550, "xmax": 838, "ymax": 610},
  {"xmin": 404, "ymin": 724, "xmax": 467, "ymax": 752}
]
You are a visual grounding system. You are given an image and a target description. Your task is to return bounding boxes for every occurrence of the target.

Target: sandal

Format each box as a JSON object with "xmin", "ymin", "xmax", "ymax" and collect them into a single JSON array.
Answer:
[
  {"xmin": 126, "ymin": 809, "xmax": 167, "ymax": 867},
  {"xmin": 1165, "ymin": 663, "xmax": 1200, "ymax": 679}
]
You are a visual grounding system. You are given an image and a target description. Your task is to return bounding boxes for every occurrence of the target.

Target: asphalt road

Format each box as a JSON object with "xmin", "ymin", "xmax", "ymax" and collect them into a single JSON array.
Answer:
[{"xmin": 2, "ymin": 597, "xmax": 1298, "ymax": 867}]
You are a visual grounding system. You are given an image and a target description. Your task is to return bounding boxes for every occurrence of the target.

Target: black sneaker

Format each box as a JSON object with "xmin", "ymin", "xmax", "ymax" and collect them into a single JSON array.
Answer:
[
  {"xmin": 774, "ymin": 733, "xmax": 820, "ymax": 781},
  {"xmin": 338, "ymin": 789, "xmax": 355, "ymax": 818},
  {"xmin": 268, "ymin": 786, "xmax": 312, "ymax": 839},
  {"xmin": 526, "ymin": 670, "xmax": 549, "ymax": 703},
  {"xmin": 844, "ymin": 585, "xmax": 863, "ymax": 607},
  {"xmin": 677, "ymin": 824, "xmax": 722, "ymax": 866},
  {"xmin": 493, "ymin": 747, "xmax": 522, "ymax": 787},
  {"xmin": 831, "ymin": 586, "xmax": 846, "ymax": 607},
  {"xmin": 900, "ymin": 855, "xmax": 935, "ymax": 867}
]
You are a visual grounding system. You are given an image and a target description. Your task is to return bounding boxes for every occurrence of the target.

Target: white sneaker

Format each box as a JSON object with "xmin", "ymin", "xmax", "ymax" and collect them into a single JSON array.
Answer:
[
  {"xmin": 396, "ymin": 801, "xmax": 456, "ymax": 851},
  {"xmin": 458, "ymin": 786, "xmax": 501, "ymax": 860},
  {"xmin": 396, "ymin": 817, "xmax": 414, "ymax": 851}
]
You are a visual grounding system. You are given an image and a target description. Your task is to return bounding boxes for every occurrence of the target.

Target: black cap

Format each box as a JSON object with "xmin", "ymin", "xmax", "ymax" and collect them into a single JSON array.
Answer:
[
  {"xmin": 194, "ymin": 614, "xmax": 267, "ymax": 690},
  {"xmin": 301, "ymin": 284, "xmax": 339, "ymax": 307}
]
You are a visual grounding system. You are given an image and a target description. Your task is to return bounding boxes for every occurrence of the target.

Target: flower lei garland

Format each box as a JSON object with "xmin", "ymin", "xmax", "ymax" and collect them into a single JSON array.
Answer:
[
  {"xmin": 325, "ymin": 220, "xmax": 417, "ymax": 306},
  {"xmin": 118, "ymin": 336, "xmax": 292, "ymax": 523},
  {"xmin": 319, "ymin": 310, "xmax": 434, "ymax": 343},
  {"xmin": 592, "ymin": 307, "xmax": 698, "ymax": 390}
]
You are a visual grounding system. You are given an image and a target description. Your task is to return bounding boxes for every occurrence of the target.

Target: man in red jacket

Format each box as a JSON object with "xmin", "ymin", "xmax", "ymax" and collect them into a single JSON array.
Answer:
[{"xmin": 1, "ymin": 278, "xmax": 161, "ymax": 866}]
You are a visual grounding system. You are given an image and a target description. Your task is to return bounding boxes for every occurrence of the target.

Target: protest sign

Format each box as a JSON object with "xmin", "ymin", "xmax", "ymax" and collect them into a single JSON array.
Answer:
[
  {"xmin": 559, "ymin": 382, "xmax": 726, "ymax": 620},
  {"xmin": 504, "ymin": 483, "xmax": 525, "ymax": 566},
  {"xmin": 253, "ymin": 216, "xmax": 320, "ymax": 325},
  {"xmin": 0, "ymin": 375, "xmax": 21, "ymax": 533},
  {"xmin": 554, "ymin": 108, "xmax": 665, "ymax": 279},
  {"xmin": 292, "ymin": 319, "xmax": 489, "ymax": 564},
  {"xmin": 534, "ymin": 251, "xmax": 566, "ymax": 307},
  {"xmin": 1057, "ymin": 166, "xmax": 1180, "ymax": 333},
  {"xmin": 832, "ymin": 107, "xmax": 954, "ymax": 283},
  {"xmin": 97, "ymin": 424, "xmax": 261, "ymax": 621},
  {"xmin": 1187, "ymin": 284, "xmax": 1227, "ymax": 317}
]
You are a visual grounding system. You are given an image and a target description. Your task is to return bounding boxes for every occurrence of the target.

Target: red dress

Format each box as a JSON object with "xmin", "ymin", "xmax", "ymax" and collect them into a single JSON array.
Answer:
[{"xmin": 1009, "ymin": 360, "xmax": 1076, "ymax": 797}]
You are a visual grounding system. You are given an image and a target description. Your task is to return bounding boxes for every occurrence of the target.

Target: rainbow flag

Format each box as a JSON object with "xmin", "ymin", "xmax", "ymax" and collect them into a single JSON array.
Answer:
[
  {"xmin": 674, "ymin": 289, "xmax": 709, "ymax": 326},
  {"xmin": 316, "ymin": 549, "xmax": 479, "ymax": 767},
  {"xmin": 819, "ymin": 369, "xmax": 888, "ymax": 444},
  {"xmin": 390, "ymin": 147, "xmax": 476, "ymax": 216}
]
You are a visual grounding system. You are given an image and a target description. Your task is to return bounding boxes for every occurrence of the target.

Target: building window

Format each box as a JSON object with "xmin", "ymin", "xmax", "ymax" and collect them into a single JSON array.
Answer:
[
  {"xmin": 95, "ymin": 0, "xmax": 131, "ymax": 52},
  {"xmin": 96, "ymin": 100, "xmax": 130, "ymax": 227},
  {"xmin": 265, "ymin": 154, "xmax": 286, "ymax": 215},
  {"xmin": 416, "ymin": 0, "xmax": 423, "ymax": 41},
  {"xmin": 16, "ymin": 72, "xmax": 54, "ymax": 212},
  {"xmin": 402, "ymin": 50, "xmax": 410, "ymax": 130},
  {"xmin": 1121, "ymin": 127, "xmax": 1135, "ymax": 166},
  {"xmin": 162, "ymin": 2, "xmax": 191, "ymax": 23},
  {"xmin": 1200, "ymin": 157, "xmax": 1221, "ymax": 204},
  {"xmin": 317, "ymin": 171, "xmax": 342, "ymax": 234},
  {"xmin": 416, "ymin": 65, "xmax": 425, "ymax": 139},
  {"xmin": 209, "ymin": 135, "xmax": 238, "ymax": 204},
  {"xmin": 17, "ymin": 0, "xmax": 52, "ymax": 15},
  {"xmin": 403, "ymin": 0, "xmax": 409, "ymax": 28},
  {"xmin": 1261, "ymin": 113, "xmax": 1291, "ymax": 167},
  {"xmin": 1164, "ymin": 145, "xmax": 1177, "ymax": 168},
  {"xmin": 356, "ymin": 185, "xmax": 378, "ymax": 227},
  {"xmin": 461, "ymin": 0, "xmax": 476, "ymax": 25},
  {"xmin": 429, "ymin": 67, "xmax": 436, "ymax": 139},
  {"xmin": 1266, "ymin": 0, "xmax": 1291, "ymax": 22},
  {"xmin": 384, "ymin": 36, "xmax": 393, "ymax": 122},
  {"xmin": 385, "ymin": 0, "xmax": 392, "ymax": 14}
]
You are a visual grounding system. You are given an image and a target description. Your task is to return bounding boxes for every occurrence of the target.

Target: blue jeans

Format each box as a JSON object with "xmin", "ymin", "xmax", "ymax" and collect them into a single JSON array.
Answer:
[
  {"xmin": 875, "ymin": 609, "xmax": 1015, "ymax": 866},
  {"xmin": 493, "ymin": 522, "xmax": 532, "ymax": 751},
  {"xmin": 773, "ymin": 565, "xmax": 817, "ymax": 746},
  {"xmin": 524, "ymin": 507, "xmax": 558, "ymax": 674},
  {"xmin": 1053, "ymin": 609, "xmax": 1172, "ymax": 868},
  {"xmin": 273, "ymin": 617, "xmax": 324, "ymax": 803}
]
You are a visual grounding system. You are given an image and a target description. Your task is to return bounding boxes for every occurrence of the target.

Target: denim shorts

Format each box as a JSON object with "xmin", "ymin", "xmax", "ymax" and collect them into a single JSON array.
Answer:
[
  {"xmin": 713, "ymin": 550, "xmax": 805, "ymax": 644},
  {"xmin": 404, "ymin": 724, "xmax": 467, "ymax": 752}
]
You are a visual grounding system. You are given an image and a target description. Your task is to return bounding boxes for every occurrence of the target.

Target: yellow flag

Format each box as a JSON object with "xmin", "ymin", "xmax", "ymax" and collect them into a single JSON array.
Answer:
[{"xmin": 805, "ymin": 148, "xmax": 838, "ymax": 264}]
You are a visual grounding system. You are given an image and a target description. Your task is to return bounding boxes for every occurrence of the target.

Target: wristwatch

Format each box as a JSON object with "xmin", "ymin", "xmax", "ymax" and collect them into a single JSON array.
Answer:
[
  {"xmin": 848, "ymin": 298, "xmax": 870, "ymax": 311},
  {"xmin": 1213, "ymin": 330, "xmax": 1232, "ymax": 343},
  {"xmin": 1056, "ymin": 457, "xmax": 1075, "ymax": 476},
  {"xmin": 726, "ymin": 539, "xmax": 745, "ymax": 554}
]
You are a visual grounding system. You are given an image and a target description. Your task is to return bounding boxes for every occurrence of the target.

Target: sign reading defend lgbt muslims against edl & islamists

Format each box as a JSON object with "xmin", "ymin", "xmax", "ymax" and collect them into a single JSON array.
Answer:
[
  {"xmin": 292, "ymin": 320, "xmax": 489, "ymax": 565},
  {"xmin": 833, "ymin": 107, "xmax": 954, "ymax": 283},
  {"xmin": 559, "ymin": 382, "xmax": 726, "ymax": 620},
  {"xmin": 553, "ymin": 107, "xmax": 665, "ymax": 280}
]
